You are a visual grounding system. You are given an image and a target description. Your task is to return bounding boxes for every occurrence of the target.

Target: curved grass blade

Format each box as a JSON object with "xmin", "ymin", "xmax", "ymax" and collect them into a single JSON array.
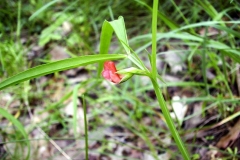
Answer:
[
  {"xmin": 132, "ymin": 32, "xmax": 240, "ymax": 63},
  {"xmin": 29, "ymin": 0, "xmax": 60, "ymax": 21},
  {"xmin": 0, "ymin": 108, "xmax": 30, "ymax": 160},
  {"xmin": 0, "ymin": 54, "xmax": 126, "ymax": 90},
  {"xmin": 135, "ymin": 0, "xmax": 179, "ymax": 30}
]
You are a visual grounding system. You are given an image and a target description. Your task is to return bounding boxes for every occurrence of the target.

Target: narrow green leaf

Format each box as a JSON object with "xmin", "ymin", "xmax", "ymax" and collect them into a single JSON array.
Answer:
[
  {"xmin": 133, "ymin": 32, "xmax": 240, "ymax": 63},
  {"xmin": 213, "ymin": 25, "xmax": 240, "ymax": 38},
  {"xmin": 73, "ymin": 84, "xmax": 80, "ymax": 138},
  {"xmin": 39, "ymin": 14, "xmax": 69, "ymax": 46},
  {"xmin": 29, "ymin": 0, "xmax": 60, "ymax": 21},
  {"xmin": 135, "ymin": 0, "xmax": 179, "ymax": 30},
  {"xmin": 197, "ymin": 0, "xmax": 218, "ymax": 19},
  {"xmin": 0, "ymin": 108, "xmax": 30, "ymax": 160},
  {"xmin": 173, "ymin": 21, "xmax": 240, "ymax": 33},
  {"xmin": 82, "ymin": 95, "xmax": 88, "ymax": 160},
  {"xmin": 151, "ymin": 79, "xmax": 190, "ymax": 160},
  {"xmin": 158, "ymin": 11, "xmax": 179, "ymax": 30},
  {"xmin": 151, "ymin": 0, "xmax": 158, "ymax": 79},
  {"xmin": 0, "ymin": 54, "xmax": 126, "ymax": 90}
]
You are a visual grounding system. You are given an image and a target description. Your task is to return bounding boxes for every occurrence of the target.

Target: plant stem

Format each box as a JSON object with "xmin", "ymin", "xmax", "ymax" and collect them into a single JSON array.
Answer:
[
  {"xmin": 82, "ymin": 95, "xmax": 89, "ymax": 160},
  {"xmin": 202, "ymin": 27, "xmax": 209, "ymax": 95},
  {"xmin": 17, "ymin": 0, "xmax": 21, "ymax": 43},
  {"xmin": 151, "ymin": 78, "xmax": 190, "ymax": 160},
  {"xmin": 150, "ymin": 1, "xmax": 190, "ymax": 158},
  {"xmin": 151, "ymin": 0, "xmax": 158, "ymax": 79}
]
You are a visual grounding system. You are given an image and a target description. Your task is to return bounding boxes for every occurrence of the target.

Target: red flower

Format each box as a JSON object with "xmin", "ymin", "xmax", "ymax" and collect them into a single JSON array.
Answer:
[{"xmin": 102, "ymin": 61, "xmax": 122, "ymax": 84}]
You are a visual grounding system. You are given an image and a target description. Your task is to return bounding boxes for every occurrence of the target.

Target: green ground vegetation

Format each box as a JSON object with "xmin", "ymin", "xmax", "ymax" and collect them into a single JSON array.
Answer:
[{"xmin": 0, "ymin": 0, "xmax": 240, "ymax": 159}]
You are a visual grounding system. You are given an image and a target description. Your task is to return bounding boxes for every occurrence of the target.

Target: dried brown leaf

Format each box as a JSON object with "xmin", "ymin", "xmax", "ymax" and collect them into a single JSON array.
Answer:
[{"xmin": 216, "ymin": 119, "xmax": 240, "ymax": 149}]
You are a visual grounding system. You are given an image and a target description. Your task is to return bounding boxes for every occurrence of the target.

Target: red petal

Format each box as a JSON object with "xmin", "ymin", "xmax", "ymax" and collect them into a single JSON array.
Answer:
[
  {"xmin": 110, "ymin": 71, "xmax": 122, "ymax": 83},
  {"xmin": 102, "ymin": 61, "xmax": 122, "ymax": 84},
  {"xmin": 103, "ymin": 61, "xmax": 117, "ymax": 72},
  {"xmin": 102, "ymin": 70, "xmax": 111, "ymax": 80}
]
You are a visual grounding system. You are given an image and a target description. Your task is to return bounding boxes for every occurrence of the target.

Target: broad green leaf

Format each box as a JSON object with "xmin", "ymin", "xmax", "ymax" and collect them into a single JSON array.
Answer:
[
  {"xmin": 97, "ymin": 16, "xmax": 130, "ymax": 76},
  {"xmin": 98, "ymin": 16, "xmax": 153, "ymax": 87},
  {"xmin": 0, "ymin": 108, "xmax": 30, "ymax": 160},
  {"xmin": 0, "ymin": 54, "xmax": 126, "ymax": 90},
  {"xmin": 99, "ymin": 20, "xmax": 114, "ymax": 56},
  {"xmin": 108, "ymin": 16, "xmax": 130, "ymax": 54},
  {"xmin": 97, "ymin": 20, "xmax": 114, "ymax": 76}
]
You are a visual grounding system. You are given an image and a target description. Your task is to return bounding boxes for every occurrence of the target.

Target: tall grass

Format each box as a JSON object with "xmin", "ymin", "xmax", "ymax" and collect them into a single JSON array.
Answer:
[{"xmin": 0, "ymin": 0, "xmax": 240, "ymax": 159}]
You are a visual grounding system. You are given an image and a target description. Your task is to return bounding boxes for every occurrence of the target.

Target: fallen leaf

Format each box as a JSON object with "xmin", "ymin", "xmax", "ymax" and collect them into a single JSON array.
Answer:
[{"xmin": 216, "ymin": 119, "xmax": 240, "ymax": 149}]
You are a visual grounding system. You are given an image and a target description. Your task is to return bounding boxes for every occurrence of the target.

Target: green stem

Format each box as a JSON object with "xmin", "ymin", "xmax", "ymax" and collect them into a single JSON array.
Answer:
[
  {"xmin": 82, "ymin": 95, "xmax": 89, "ymax": 160},
  {"xmin": 151, "ymin": 78, "xmax": 190, "ymax": 160},
  {"xmin": 220, "ymin": 53, "xmax": 233, "ymax": 98},
  {"xmin": 150, "ymin": 1, "xmax": 189, "ymax": 158},
  {"xmin": 17, "ymin": 0, "xmax": 21, "ymax": 43},
  {"xmin": 151, "ymin": 0, "xmax": 158, "ymax": 79},
  {"xmin": 202, "ymin": 27, "xmax": 209, "ymax": 95}
]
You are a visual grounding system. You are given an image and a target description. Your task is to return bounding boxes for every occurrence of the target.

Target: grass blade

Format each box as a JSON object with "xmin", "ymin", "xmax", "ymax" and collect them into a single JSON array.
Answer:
[
  {"xmin": 82, "ymin": 95, "xmax": 88, "ymax": 160},
  {"xmin": 29, "ymin": 0, "xmax": 60, "ymax": 21},
  {"xmin": 151, "ymin": 0, "xmax": 158, "ymax": 79},
  {"xmin": 151, "ymin": 1, "xmax": 190, "ymax": 159},
  {"xmin": 0, "ymin": 108, "xmax": 30, "ymax": 160},
  {"xmin": 0, "ymin": 54, "xmax": 126, "ymax": 90},
  {"xmin": 151, "ymin": 79, "xmax": 190, "ymax": 160}
]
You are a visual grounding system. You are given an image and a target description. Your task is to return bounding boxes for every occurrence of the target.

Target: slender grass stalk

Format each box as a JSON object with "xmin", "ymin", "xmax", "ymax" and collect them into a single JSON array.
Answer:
[
  {"xmin": 29, "ymin": 0, "xmax": 60, "ymax": 21},
  {"xmin": 150, "ymin": 0, "xmax": 190, "ymax": 159},
  {"xmin": 82, "ymin": 95, "xmax": 89, "ymax": 160},
  {"xmin": 151, "ymin": 0, "xmax": 158, "ymax": 79},
  {"xmin": 151, "ymin": 79, "xmax": 190, "ymax": 159},
  {"xmin": 73, "ymin": 85, "xmax": 80, "ymax": 138},
  {"xmin": 202, "ymin": 27, "xmax": 209, "ymax": 95},
  {"xmin": 17, "ymin": 0, "xmax": 21, "ymax": 43},
  {"xmin": 169, "ymin": 0, "xmax": 195, "ymax": 34},
  {"xmin": 220, "ymin": 53, "xmax": 233, "ymax": 98}
]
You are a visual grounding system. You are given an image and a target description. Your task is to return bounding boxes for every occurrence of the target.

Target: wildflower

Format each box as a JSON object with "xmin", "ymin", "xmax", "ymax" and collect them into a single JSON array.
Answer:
[{"xmin": 102, "ymin": 61, "xmax": 122, "ymax": 84}]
